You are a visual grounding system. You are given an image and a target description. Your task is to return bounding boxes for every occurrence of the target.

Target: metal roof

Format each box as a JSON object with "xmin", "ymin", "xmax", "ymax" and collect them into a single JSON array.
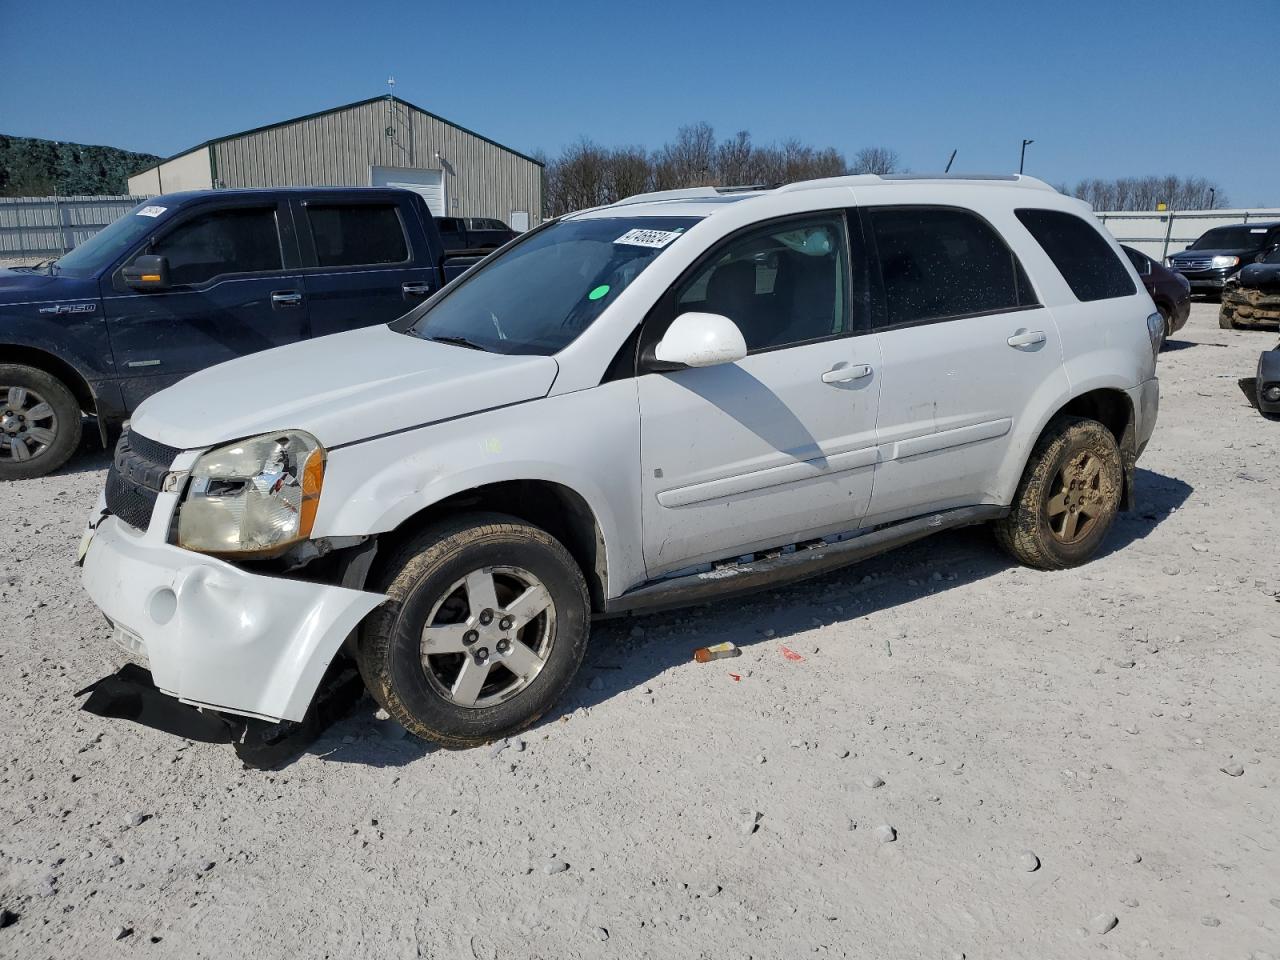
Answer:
[{"xmin": 134, "ymin": 94, "xmax": 544, "ymax": 174}]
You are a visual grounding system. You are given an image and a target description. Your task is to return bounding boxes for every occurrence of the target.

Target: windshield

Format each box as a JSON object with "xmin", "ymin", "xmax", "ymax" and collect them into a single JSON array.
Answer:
[
  {"xmin": 405, "ymin": 216, "xmax": 701, "ymax": 354},
  {"xmin": 52, "ymin": 201, "xmax": 171, "ymax": 278},
  {"xmin": 1189, "ymin": 226, "xmax": 1271, "ymax": 250}
]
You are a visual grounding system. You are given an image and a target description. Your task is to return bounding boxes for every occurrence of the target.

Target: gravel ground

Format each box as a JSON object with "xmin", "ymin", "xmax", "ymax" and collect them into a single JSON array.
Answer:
[{"xmin": 2, "ymin": 302, "xmax": 1277, "ymax": 959}]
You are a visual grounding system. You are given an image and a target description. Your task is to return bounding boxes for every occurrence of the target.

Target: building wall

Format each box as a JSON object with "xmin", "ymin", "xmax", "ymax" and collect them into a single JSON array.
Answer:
[
  {"xmin": 127, "ymin": 147, "xmax": 213, "ymax": 195},
  {"xmin": 210, "ymin": 99, "xmax": 541, "ymax": 225},
  {"xmin": 1096, "ymin": 207, "xmax": 1280, "ymax": 261}
]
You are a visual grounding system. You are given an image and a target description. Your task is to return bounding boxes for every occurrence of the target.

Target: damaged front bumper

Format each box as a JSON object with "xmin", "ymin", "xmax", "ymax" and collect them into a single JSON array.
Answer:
[{"xmin": 80, "ymin": 504, "xmax": 386, "ymax": 723}]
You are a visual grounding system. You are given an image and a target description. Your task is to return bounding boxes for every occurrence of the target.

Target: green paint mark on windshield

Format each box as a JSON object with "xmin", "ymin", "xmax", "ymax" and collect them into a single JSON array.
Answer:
[{"xmin": 588, "ymin": 284, "xmax": 611, "ymax": 301}]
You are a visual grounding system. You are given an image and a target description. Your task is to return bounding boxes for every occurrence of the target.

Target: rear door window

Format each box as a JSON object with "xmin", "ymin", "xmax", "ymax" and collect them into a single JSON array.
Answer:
[
  {"xmin": 867, "ymin": 206, "xmax": 1038, "ymax": 327},
  {"xmin": 305, "ymin": 203, "xmax": 408, "ymax": 268},
  {"xmin": 145, "ymin": 206, "xmax": 282, "ymax": 286},
  {"xmin": 1016, "ymin": 208, "xmax": 1137, "ymax": 301}
]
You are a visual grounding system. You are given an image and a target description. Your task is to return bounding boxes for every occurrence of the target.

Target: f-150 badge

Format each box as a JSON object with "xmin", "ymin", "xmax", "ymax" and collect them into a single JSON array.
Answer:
[{"xmin": 38, "ymin": 302, "xmax": 97, "ymax": 315}]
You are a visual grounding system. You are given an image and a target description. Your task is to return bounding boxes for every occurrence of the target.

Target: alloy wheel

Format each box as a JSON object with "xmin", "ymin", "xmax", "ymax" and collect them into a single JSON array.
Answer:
[
  {"xmin": 1045, "ymin": 450, "xmax": 1107, "ymax": 544},
  {"xmin": 0, "ymin": 385, "xmax": 58, "ymax": 464},
  {"xmin": 419, "ymin": 565, "xmax": 556, "ymax": 708}
]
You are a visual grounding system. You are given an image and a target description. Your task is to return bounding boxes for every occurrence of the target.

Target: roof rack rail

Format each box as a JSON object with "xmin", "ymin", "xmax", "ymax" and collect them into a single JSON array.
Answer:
[
  {"xmin": 776, "ymin": 173, "xmax": 1058, "ymax": 194},
  {"xmin": 613, "ymin": 184, "xmax": 774, "ymax": 206}
]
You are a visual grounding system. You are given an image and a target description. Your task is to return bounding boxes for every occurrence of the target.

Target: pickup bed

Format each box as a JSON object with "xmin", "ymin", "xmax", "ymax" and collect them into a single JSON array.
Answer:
[{"xmin": 0, "ymin": 186, "xmax": 490, "ymax": 479}]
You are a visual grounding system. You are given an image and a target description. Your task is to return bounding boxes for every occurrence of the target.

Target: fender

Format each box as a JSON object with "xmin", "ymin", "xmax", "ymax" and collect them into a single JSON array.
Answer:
[{"xmin": 311, "ymin": 381, "xmax": 648, "ymax": 600}]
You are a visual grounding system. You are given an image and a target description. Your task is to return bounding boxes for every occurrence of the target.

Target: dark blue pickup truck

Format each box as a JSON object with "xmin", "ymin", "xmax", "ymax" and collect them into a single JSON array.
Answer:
[{"xmin": 0, "ymin": 187, "xmax": 488, "ymax": 479}]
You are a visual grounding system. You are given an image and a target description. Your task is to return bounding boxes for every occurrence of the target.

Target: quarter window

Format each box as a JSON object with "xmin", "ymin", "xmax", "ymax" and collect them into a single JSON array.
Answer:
[
  {"xmin": 306, "ymin": 204, "xmax": 408, "ymax": 267},
  {"xmin": 868, "ymin": 207, "xmax": 1037, "ymax": 327},
  {"xmin": 1016, "ymin": 208, "xmax": 1137, "ymax": 301},
  {"xmin": 145, "ymin": 207, "xmax": 282, "ymax": 286},
  {"xmin": 674, "ymin": 214, "xmax": 854, "ymax": 352}
]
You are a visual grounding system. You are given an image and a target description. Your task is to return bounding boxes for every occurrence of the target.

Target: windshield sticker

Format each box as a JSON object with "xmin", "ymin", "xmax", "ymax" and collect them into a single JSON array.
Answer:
[
  {"xmin": 588, "ymin": 284, "xmax": 611, "ymax": 301},
  {"xmin": 614, "ymin": 228, "xmax": 682, "ymax": 249},
  {"xmin": 136, "ymin": 205, "xmax": 167, "ymax": 218}
]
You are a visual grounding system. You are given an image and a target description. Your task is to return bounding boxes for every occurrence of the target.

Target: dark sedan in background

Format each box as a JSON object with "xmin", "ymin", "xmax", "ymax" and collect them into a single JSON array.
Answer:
[
  {"xmin": 1123, "ymin": 244, "xmax": 1191, "ymax": 343},
  {"xmin": 1166, "ymin": 222, "xmax": 1280, "ymax": 297}
]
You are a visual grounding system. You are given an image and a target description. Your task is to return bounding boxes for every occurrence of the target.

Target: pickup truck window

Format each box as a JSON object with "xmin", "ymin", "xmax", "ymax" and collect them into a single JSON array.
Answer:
[
  {"xmin": 871, "ymin": 206, "xmax": 1038, "ymax": 327},
  {"xmin": 406, "ymin": 216, "xmax": 700, "ymax": 355},
  {"xmin": 674, "ymin": 214, "xmax": 852, "ymax": 352},
  {"xmin": 306, "ymin": 204, "xmax": 408, "ymax": 268},
  {"xmin": 139, "ymin": 206, "xmax": 283, "ymax": 286},
  {"xmin": 52, "ymin": 204, "xmax": 166, "ymax": 278}
]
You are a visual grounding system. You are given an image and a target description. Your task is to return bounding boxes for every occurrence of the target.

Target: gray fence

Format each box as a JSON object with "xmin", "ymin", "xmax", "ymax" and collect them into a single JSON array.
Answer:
[
  {"xmin": 1095, "ymin": 208, "xmax": 1280, "ymax": 262},
  {"xmin": 0, "ymin": 195, "xmax": 145, "ymax": 260}
]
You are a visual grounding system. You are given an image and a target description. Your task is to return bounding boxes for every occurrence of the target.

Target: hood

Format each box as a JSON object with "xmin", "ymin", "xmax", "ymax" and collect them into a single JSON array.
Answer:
[
  {"xmin": 1171, "ymin": 247, "xmax": 1259, "ymax": 260},
  {"xmin": 0, "ymin": 267, "xmax": 97, "ymax": 303},
  {"xmin": 129, "ymin": 324, "xmax": 560, "ymax": 450},
  {"xmin": 1239, "ymin": 261, "xmax": 1280, "ymax": 290}
]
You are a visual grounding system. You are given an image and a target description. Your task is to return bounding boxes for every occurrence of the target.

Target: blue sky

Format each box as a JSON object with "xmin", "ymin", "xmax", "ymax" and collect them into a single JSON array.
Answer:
[{"xmin": 3, "ymin": 0, "xmax": 1277, "ymax": 205}]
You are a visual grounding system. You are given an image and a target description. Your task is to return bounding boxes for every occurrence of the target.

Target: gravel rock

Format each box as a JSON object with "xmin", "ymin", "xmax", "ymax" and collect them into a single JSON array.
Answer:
[
  {"xmin": 1201, "ymin": 916, "xmax": 1221, "ymax": 927},
  {"xmin": 114, "ymin": 927, "xmax": 133, "ymax": 940},
  {"xmin": 1221, "ymin": 761, "xmax": 1245, "ymax": 777},
  {"xmin": 1089, "ymin": 914, "xmax": 1118, "ymax": 935},
  {"xmin": 1017, "ymin": 851, "xmax": 1040, "ymax": 872},
  {"xmin": 587, "ymin": 675, "xmax": 605, "ymax": 691},
  {"xmin": 543, "ymin": 859, "xmax": 570, "ymax": 875},
  {"xmin": 595, "ymin": 926, "xmax": 609, "ymax": 941},
  {"xmin": 873, "ymin": 824, "xmax": 897, "ymax": 843},
  {"xmin": 863, "ymin": 775, "xmax": 885, "ymax": 789}
]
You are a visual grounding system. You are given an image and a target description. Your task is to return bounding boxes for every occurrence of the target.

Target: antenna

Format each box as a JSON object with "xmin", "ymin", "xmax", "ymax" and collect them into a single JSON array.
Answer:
[
  {"xmin": 944, "ymin": 149, "xmax": 957, "ymax": 174},
  {"xmin": 387, "ymin": 75, "xmax": 396, "ymax": 98}
]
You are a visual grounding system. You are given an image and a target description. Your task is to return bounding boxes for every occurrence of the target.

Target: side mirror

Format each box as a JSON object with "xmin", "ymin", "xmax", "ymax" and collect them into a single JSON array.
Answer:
[
  {"xmin": 123, "ymin": 255, "xmax": 170, "ymax": 290},
  {"xmin": 652, "ymin": 312, "xmax": 748, "ymax": 370}
]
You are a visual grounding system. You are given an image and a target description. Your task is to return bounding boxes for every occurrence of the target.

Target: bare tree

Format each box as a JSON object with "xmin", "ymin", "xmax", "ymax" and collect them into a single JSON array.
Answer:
[
  {"xmin": 652, "ymin": 122, "xmax": 718, "ymax": 190},
  {"xmin": 850, "ymin": 146, "xmax": 900, "ymax": 175},
  {"xmin": 605, "ymin": 145, "xmax": 653, "ymax": 202},
  {"xmin": 1067, "ymin": 175, "xmax": 1228, "ymax": 211}
]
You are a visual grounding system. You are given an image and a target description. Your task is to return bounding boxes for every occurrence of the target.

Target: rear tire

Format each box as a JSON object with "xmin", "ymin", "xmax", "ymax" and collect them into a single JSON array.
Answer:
[
  {"xmin": 357, "ymin": 513, "xmax": 590, "ymax": 747},
  {"xmin": 994, "ymin": 416, "xmax": 1123, "ymax": 571},
  {"xmin": 0, "ymin": 364, "xmax": 82, "ymax": 481}
]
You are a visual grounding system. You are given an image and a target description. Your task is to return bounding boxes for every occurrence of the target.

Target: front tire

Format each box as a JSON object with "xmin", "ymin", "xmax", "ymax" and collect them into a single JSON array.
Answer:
[
  {"xmin": 358, "ymin": 513, "xmax": 590, "ymax": 747},
  {"xmin": 994, "ymin": 416, "xmax": 1123, "ymax": 570},
  {"xmin": 0, "ymin": 364, "xmax": 82, "ymax": 481}
]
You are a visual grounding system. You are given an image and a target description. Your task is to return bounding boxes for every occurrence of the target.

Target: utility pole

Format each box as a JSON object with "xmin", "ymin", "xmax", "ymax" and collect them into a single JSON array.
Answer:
[
  {"xmin": 1019, "ymin": 139, "xmax": 1034, "ymax": 175},
  {"xmin": 385, "ymin": 75, "xmax": 396, "ymax": 140},
  {"xmin": 1208, "ymin": 187, "xmax": 1215, "ymax": 210}
]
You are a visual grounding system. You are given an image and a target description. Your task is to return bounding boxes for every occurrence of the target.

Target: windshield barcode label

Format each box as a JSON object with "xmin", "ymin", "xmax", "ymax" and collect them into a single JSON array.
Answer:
[
  {"xmin": 614, "ymin": 228, "xmax": 682, "ymax": 249},
  {"xmin": 136, "ymin": 205, "xmax": 167, "ymax": 218}
]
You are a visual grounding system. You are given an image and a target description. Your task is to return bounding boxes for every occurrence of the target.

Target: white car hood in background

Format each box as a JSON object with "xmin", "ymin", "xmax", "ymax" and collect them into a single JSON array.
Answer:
[{"xmin": 129, "ymin": 325, "xmax": 560, "ymax": 450}]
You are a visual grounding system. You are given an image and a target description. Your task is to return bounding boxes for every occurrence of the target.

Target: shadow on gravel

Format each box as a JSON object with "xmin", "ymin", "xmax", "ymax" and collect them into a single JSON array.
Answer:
[
  {"xmin": 531, "ymin": 467, "xmax": 1193, "ymax": 732},
  {"xmin": 47, "ymin": 420, "xmax": 112, "ymax": 477},
  {"xmin": 1160, "ymin": 338, "xmax": 1200, "ymax": 352}
]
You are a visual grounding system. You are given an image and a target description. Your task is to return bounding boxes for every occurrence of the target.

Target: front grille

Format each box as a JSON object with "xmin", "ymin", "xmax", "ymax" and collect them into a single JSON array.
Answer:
[
  {"xmin": 104, "ymin": 428, "xmax": 180, "ymax": 531},
  {"xmin": 1173, "ymin": 257, "xmax": 1215, "ymax": 271}
]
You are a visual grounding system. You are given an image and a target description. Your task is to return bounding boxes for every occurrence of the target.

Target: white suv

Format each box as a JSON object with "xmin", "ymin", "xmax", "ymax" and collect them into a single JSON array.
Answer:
[{"xmin": 80, "ymin": 174, "xmax": 1162, "ymax": 745}]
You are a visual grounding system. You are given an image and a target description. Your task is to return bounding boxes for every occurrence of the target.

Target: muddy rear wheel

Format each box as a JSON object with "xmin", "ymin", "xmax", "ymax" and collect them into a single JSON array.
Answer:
[{"xmin": 994, "ymin": 416, "xmax": 1123, "ymax": 570}]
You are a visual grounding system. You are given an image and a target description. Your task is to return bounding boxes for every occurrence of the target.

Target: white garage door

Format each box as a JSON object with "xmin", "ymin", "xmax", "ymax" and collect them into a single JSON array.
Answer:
[{"xmin": 370, "ymin": 165, "xmax": 445, "ymax": 215}]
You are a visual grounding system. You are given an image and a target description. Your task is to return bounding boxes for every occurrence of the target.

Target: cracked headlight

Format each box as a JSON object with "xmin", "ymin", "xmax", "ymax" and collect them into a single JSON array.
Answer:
[{"xmin": 177, "ymin": 431, "xmax": 325, "ymax": 556}]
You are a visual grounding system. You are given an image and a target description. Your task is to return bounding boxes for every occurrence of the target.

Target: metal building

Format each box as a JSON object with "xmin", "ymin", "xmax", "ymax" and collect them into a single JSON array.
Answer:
[{"xmin": 127, "ymin": 95, "xmax": 542, "ymax": 230}]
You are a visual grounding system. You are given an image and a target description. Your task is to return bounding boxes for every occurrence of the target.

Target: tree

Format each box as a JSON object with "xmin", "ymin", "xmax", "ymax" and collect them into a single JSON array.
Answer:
[
  {"xmin": 1065, "ymin": 175, "xmax": 1227, "ymax": 211},
  {"xmin": 850, "ymin": 146, "xmax": 900, "ymax": 175}
]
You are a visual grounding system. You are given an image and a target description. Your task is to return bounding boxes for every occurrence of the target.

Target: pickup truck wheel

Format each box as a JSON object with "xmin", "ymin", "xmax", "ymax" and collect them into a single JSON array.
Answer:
[
  {"xmin": 0, "ymin": 364, "xmax": 82, "ymax": 481},
  {"xmin": 358, "ymin": 513, "xmax": 590, "ymax": 747},
  {"xmin": 994, "ymin": 416, "xmax": 1123, "ymax": 571}
]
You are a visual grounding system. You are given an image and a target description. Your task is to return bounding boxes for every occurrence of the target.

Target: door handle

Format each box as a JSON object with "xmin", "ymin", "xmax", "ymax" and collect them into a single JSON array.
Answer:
[
  {"xmin": 821, "ymin": 363, "xmax": 873, "ymax": 384},
  {"xmin": 402, "ymin": 281, "xmax": 432, "ymax": 296},
  {"xmin": 1007, "ymin": 329, "xmax": 1046, "ymax": 348},
  {"xmin": 271, "ymin": 290, "xmax": 303, "ymax": 307}
]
